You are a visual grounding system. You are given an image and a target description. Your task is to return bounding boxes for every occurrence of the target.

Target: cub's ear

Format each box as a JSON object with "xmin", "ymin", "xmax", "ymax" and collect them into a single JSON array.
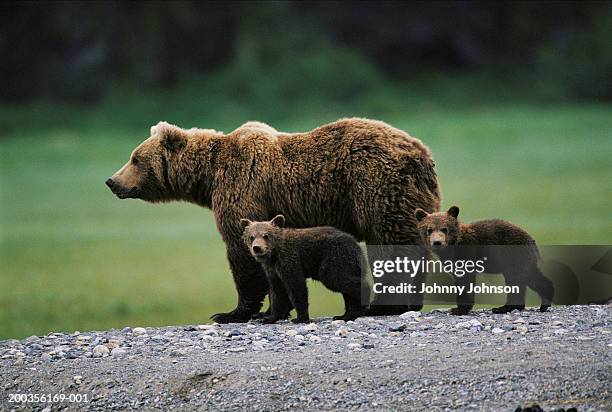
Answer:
[
  {"xmin": 270, "ymin": 214, "xmax": 285, "ymax": 228},
  {"xmin": 447, "ymin": 205, "xmax": 460, "ymax": 218},
  {"xmin": 414, "ymin": 208, "xmax": 429, "ymax": 222},
  {"xmin": 239, "ymin": 219, "xmax": 252, "ymax": 229},
  {"xmin": 152, "ymin": 121, "xmax": 187, "ymax": 152}
]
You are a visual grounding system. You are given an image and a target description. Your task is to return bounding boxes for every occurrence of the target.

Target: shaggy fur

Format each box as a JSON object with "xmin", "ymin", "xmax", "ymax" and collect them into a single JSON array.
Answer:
[
  {"xmin": 107, "ymin": 118, "xmax": 440, "ymax": 323},
  {"xmin": 415, "ymin": 206, "xmax": 554, "ymax": 315},
  {"xmin": 241, "ymin": 215, "xmax": 368, "ymax": 323}
]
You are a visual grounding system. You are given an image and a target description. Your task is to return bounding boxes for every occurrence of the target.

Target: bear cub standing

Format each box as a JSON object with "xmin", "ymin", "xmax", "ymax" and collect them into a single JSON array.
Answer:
[
  {"xmin": 241, "ymin": 215, "xmax": 368, "ymax": 323},
  {"xmin": 414, "ymin": 206, "xmax": 554, "ymax": 315}
]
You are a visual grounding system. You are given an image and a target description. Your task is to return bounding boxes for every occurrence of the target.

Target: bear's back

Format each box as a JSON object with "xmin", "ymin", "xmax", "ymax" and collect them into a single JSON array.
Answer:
[{"xmin": 460, "ymin": 219, "xmax": 536, "ymax": 246}]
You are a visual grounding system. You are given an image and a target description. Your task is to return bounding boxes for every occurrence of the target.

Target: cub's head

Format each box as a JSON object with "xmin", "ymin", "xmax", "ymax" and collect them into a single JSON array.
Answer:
[
  {"xmin": 105, "ymin": 122, "xmax": 190, "ymax": 202},
  {"xmin": 414, "ymin": 206, "xmax": 460, "ymax": 247},
  {"xmin": 240, "ymin": 215, "xmax": 285, "ymax": 261}
]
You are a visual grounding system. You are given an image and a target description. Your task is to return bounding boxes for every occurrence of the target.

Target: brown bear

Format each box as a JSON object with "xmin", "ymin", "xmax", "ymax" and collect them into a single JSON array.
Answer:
[
  {"xmin": 414, "ymin": 206, "xmax": 554, "ymax": 315},
  {"xmin": 241, "ymin": 215, "xmax": 368, "ymax": 323},
  {"xmin": 106, "ymin": 118, "xmax": 440, "ymax": 323}
]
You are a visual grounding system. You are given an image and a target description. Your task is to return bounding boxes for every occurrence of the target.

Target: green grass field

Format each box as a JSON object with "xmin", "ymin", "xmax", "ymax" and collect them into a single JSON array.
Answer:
[{"xmin": 1, "ymin": 99, "xmax": 611, "ymax": 339}]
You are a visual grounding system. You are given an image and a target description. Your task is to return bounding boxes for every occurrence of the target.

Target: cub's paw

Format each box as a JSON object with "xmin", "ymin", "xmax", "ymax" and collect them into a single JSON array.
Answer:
[
  {"xmin": 261, "ymin": 316, "xmax": 278, "ymax": 324},
  {"xmin": 210, "ymin": 310, "xmax": 252, "ymax": 324},
  {"xmin": 539, "ymin": 304, "xmax": 550, "ymax": 312},
  {"xmin": 291, "ymin": 317, "xmax": 310, "ymax": 324},
  {"xmin": 250, "ymin": 311, "xmax": 268, "ymax": 320},
  {"xmin": 450, "ymin": 306, "xmax": 472, "ymax": 316},
  {"xmin": 492, "ymin": 305, "xmax": 525, "ymax": 314}
]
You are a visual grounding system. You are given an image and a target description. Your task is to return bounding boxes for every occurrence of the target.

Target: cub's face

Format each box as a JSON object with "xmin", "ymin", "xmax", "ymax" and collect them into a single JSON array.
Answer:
[
  {"xmin": 241, "ymin": 215, "xmax": 285, "ymax": 261},
  {"xmin": 415, "ymin": 206, "xmax": 460, "ymax": 247},
  {"xmin": 105, "ymin": 122, "xmax": 186, "ymax": 202}
]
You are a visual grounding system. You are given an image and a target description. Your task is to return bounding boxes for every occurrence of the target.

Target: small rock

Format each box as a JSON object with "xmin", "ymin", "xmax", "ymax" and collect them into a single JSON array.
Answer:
[
  {"xmin": 197, "ymin": 324, "xmax": 217, "ymax": 331},
  {"xmin": 347, "ymin": 343, "xmax": 362, "ymax": 350},
  {"xmin": 111, "ymin": 347, "xmax": 127, "ymax": 357},
  {"xmin": 293, "ymin": 335, "xmax": 305, "ymax": 342},
  {"xmin": 286, "ymin": 330, "xmax": 298, "ymax": 337},
  {"xmin": 554, "ymin": 328, "xmax": 568, "ymax": 335},
  {"xmin": 133, "ymin": 327, "xmax": 147, "ymax": 336},
  {"xmin": 93, "ymin": 345, "xmax": 110, "ymax": 357},
  {"xmin": 309, "ymin": 336, "xmax": 322, "ymax": 343},
  {"xmin": 73, "ymin": 375, "xmax": 83, "ymax": 384},
  {"xmin": 362, "ymin": 343, "xmax": 375, "ymax": 349},
  {"xmin": 514, "ymin": 326, "xmax": 528, "ymax": 334},
  {"xmin": 304, "ymin": 323, "xmax": 318, "ymax": 332},
  {"xmin": 388, "ymin": 322, "xmax": 406, "ymax": 332},
  {"xmin": 331, "ymin": 320, "xmax": 345, "ymax": 326},
  {"xmin": 491, "ymin": 328, "xmax": 505, "ymax": 334},
  {"xmin": 121, "ymin": 327, "xmax": 132, "ymax": 333},
  {"xmin": 513, "ymin": 317, "xmax": 526, "ymax": 324},
  {"xmin": 335, "ymin": 327, "xmax": 349, "ymax": 337},
  {"xmin": 399, "ymin": 311, "xmax": 421, "ymax": 319},
  {"xmin": 228, "ymin": 347, "xmax": 246, "ymax": 352}
]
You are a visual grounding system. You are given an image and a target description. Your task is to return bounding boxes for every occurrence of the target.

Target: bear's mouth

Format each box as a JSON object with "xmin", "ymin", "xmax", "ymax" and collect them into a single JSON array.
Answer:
[{"xmin": 112, "ymin": 186, "xmax": 138, "ymax": 199}]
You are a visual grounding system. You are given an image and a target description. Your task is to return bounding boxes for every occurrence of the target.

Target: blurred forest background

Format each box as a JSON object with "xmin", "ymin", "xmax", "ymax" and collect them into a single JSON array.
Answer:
[{"xmin": 1, "ymin": 1, "xmax": 611, "ymax": 339}]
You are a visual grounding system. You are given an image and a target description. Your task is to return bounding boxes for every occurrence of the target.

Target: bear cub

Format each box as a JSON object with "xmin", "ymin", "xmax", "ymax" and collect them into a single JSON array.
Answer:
[
  {"xmin": 414, "ymin": 206, "xmax": 554, "ymax": 315},
  {"xmin": 241, "ymin": 215, "xmax": 368, "ymax": 323}
]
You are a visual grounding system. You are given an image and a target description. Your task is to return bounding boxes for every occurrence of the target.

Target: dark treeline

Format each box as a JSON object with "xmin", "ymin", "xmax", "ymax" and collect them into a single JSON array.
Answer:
[{"xmin": 1, "ymin": 0, "xmax": 611, "ymax": 102}]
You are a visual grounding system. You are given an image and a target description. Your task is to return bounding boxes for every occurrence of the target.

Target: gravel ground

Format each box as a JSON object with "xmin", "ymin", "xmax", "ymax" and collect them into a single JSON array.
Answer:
[{"xmin": 1, "ymin": 305, "xmax": 610, "ymax": 411}]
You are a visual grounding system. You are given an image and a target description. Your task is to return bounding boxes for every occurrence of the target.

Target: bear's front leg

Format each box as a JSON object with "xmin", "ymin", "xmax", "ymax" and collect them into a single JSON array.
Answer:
[{"xmin": 210, "ymin": 240, "xmax": 268, "ymax": 323}]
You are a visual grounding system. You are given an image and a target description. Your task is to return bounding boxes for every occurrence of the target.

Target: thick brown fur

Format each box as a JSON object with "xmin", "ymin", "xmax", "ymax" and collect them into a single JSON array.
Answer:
[
  {"xmin": 415, "ymin": 206, "xmax": 554, "ymax": 315},
  {"xmin": 241, "ymin": 215, "xmax": 369, "ymax": 323},
  {"xmin": 107, "ymin": 118, "xmax": 440, "ymax": 323}
]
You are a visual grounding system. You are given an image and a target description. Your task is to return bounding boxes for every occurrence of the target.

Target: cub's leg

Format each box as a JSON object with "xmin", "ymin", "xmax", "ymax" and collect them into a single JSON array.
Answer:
[
  {"xmin": 318, "ymin": 251, "xmax": 367, "ymax": 321},
  {"xmin": 492, "ymin": 271, "xmax": 526, "ymax": 314},
  {"xmin": 261, "ymin": 272, "xmax": 292, "ymax": 324},
  {"xmin": 526, "ymin": 266, "xmax": 554, "ymax": 312},
  {"xmin": 451, "ymin": 272, "xmax": 475, "ymax": 315},
  {"xmin": 276, "ymin": 266, "xmax": 310, "ymax": 324}
]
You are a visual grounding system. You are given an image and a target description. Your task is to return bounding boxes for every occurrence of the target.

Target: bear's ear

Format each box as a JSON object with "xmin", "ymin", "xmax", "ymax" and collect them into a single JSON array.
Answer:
[
  {"xmin": 152, "ymin": 121, "xmax": 187, "ymax": 152},
  {"xmin": 240, "ymin": 219, "xmax": 252, "ymax": 229},
  {"xmin": 270, "ymin": 214, "xmax": 285, "ymax": 228},
  {"xmin": 447, "ymin": 205, "xmax": 460, "ymax": 218},
  {"xmin": 414, "ymin": 208, "xmax": 428, "ymax": 222}
]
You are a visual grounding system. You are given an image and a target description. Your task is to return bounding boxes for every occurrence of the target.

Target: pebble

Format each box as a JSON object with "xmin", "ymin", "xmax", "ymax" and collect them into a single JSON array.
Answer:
[
  {"xmin": 309, "ymin": 336, "xmax": 322, "ymax": 343},
  {"xmin": 335, "ymin": 327, "xmax": 349, "ymax": 337},
  {"xmin": 388, "ymin": 322, "xmax": 406, "ymax": 332},
  {"xmin": 514, "ymin": 326, "xmax": 528, "ymax": 334},
  {"xmin": 133, "ymin": 327, "xmax": 147, "ymax": 336},
  {"xmin": 111, "ymin": 347, "xmax": 127, "ymax": 357},
  {"xmin": 399, "ymin": 311, "xmax": 421, "ymax": 319},
  {"xmin": 491, "ymin": 328, "xmax": 505, "ymax": 334},
  {"xmin": 93, "ymin": 345, "xmax": 110, "ymax": 357},
  {"xmin": 304, "ymin": 323, "xmax": 318, "ymax": 332},
  {"xmin": 73, "ymin": 375, "xmax": 83, "ymax": 384}
]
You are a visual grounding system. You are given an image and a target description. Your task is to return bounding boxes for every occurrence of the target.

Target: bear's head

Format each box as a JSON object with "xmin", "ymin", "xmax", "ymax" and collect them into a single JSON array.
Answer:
[
  {"xmin": 240, "ymin": 215, "xmax": 285, "ymax": 262},
  {"xmin": 106, "ymin": 121, "xmax": 221, "ymax": 203},
  {"xmin": 414, "ymin": 205, "xmax": 460, "ymax": 247}
]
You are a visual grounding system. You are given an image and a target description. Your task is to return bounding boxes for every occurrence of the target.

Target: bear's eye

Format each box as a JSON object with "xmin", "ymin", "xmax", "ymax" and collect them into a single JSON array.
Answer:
[
  {"xmin": 441, "ymin": 228, "xmax": 448, "ymax": 234},
  {"xmin": 427, "ymin": 228, "xmax": 433, "ymax": 234},
  {"xmin": 250, "ymin": 236, "xmax": 255, "ymax": 241},
  {"xmin": 132, "ymin": 157, "xmax": 139, "ymax": 165},
  {"xmin": 263, "ymin": 235, "xmax": 269, "ymax": 240}
]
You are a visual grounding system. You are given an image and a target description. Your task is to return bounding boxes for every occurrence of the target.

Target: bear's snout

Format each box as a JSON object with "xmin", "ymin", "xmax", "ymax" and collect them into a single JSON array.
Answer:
[
  {"xmin": 252, "ymin": 245, "xmax": 262, "ymax": 254},
  {"xmin": 105, "ymin": 178, "xmax": 115, "ymax": 190}
]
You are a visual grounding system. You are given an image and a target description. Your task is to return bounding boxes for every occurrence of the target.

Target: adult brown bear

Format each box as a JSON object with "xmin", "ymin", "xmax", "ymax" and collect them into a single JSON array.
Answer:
[{"xmin": 106, "ymin": 118, "xmax": 440, "ymax": 323}]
